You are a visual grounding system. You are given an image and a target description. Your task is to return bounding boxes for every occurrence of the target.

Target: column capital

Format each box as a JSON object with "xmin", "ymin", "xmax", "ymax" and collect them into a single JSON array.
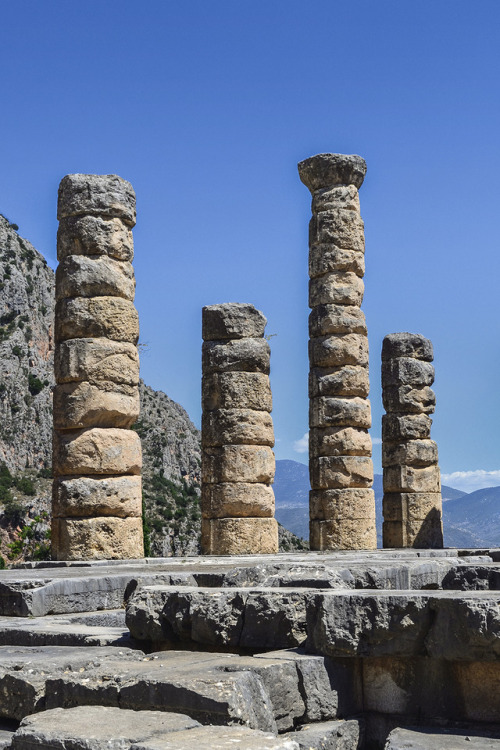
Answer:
[
  {"xmin": 298, "ymin": 153, "xmax": 367, "ymax": 192},
  {"xmin": 58, "ymin": 173, "xmax": 136, "ymax": 226}
]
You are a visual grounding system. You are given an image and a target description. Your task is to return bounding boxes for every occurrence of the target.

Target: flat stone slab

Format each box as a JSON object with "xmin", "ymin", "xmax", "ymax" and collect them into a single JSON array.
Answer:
[
  {"xmin": 385, "ymin": 726, "xmax": 500, "ymax": 749},
  {"xmin": 126, "ymin": 585, "xmax": 500, "ymax": 660},
  {"xmin": 0, "ymin": 645, "xmax": 341, "ymax": 732},
  {"xmin": 0, "ymin": 609, "xmax": 137, "ymax": 648},
  {"xmin": 283, "ymin": 719, "xmax": 362, "ymax": 749},
  {"xmin": 4, "ymin": 550, "xmax": 498, "ymax": 617}
]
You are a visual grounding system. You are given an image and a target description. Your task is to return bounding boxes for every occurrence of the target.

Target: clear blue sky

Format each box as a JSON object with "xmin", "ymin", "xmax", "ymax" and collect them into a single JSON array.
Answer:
[{"xmin": 1, "ymin": 1, "xmax": 500, "ymax": 492}]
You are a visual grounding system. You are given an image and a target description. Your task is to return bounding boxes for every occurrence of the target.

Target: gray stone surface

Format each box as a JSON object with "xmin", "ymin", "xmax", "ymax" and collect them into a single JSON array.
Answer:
[
  {"xmin": 57, "ymin": 174, "xmax": 136, "ymax": 226},
  {"xmin": 382, "ymin": 333, "xmax": 433, "ymax": 362},
  {"xmin": 202, "ymin": 303, "xmax": 267, "ymax": 341},
  {"xmin": 12, "ymin": 706, "xmax": 200, "ymax": 750},
  {"xmin": 384, "ymin": 726, "xmax": 500, "ymax": 749},
  {"xmin": 283, "ymin": 719, "xmax": 362, "ymax": 750},
  {"xmin": 298, "ymin": 153, "xmax": 367, "ymax": 191}
]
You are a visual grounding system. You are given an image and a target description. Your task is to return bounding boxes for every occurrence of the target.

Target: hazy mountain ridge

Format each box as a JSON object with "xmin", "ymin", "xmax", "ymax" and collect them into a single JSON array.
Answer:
[{"xmin": 274, "ymin": 459, "xmax": 496, "ymax": 548}]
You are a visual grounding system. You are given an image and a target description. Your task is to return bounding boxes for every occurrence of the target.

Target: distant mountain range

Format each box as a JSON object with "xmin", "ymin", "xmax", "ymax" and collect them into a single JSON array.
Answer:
[{"xmin": 274, "ymin": 459, "xmax": 499, "ymax": 548}]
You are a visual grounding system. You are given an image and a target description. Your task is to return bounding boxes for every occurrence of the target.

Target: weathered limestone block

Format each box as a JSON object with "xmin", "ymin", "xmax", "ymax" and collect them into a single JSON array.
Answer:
[
  {"xmin": 53, "ymin": 428, "xmax": 142, "ymax": 477},
  {"xmin": 52, "ymin": 475, "xmax": 142, "ymax": 518},
  {"xmin": 383, "ymin": 492, "xmax": 442, "ymax": 522},
  {"xmin": 309, "ymin": 244, "xmax": 365, "ymax": 278},
  {"xmin": 299, "ymin": 152, "xmax": 374, "ymax": 550},
  {"xmin": 202, "ymin": 372, "xmax": 272, "ymax": 412},
  {"xmin": 202, "ymin": 338, "xmax": 270, "ymax": 374},
  {"xmin": 309, "ymin": 488, "xmax": 375, "ymax": 520},
  {"xmin": 310, "ymin": 518, "xmax": 377, "ymax": 550},
  {"xmin": 53, "ymin": 382, "xmax": 140, "ymax": 430},
  {"xmin": 309, "ymin": 427, "xmax": 371, "ymax": 457},
  {"xmin": 309, "ymin": 304, "xmax": 367, "ymax": 337},
  {"xmin": 309, "ymin": 334, "xmax": 368, "ymax": 368},
  {"xmin": 309, "ymin": 210, "xmax": 365, "ymax": 251},
  {"xmin": 201, "ymin": 518, "xmax": 279, "ymax": 555},
  {"xmin": 382, "ymin": 357, "xmax": 435, "ymax": 387},
  {"xmin": 309, "ymin": 366, "xmax": 369, "ymax": 398},
  {"xmin": 57, "ymin": 216, "xmax": 134, "ymax": 261},
  {"xmin": 309, "ymin": 272, "xmax": 364, "ymax": 307},
  {"xmin": 202, "ymin": 409, "xmax": 274, "ymax": 447},
  {"xmin": 310, "ymin": 456, "xmax": 373, "ymax": 490},
  {"xmin": 310, "ymin": 397, "xmax": 371, "ymax": 429},
  {"xmin": 55, "ymin": 255, "xmax": 135, "ymax": 301},
  {"xmin": 382, "ymin": 332, "xmax": 443, "ymax": 549},
  {"xmin": 54, "ymin": 338, "xmax": 140, "ymax": 386},
  {"xmin": 201, "ymin": 303, "xmax": 277, "ymax": 555},
  {"xmin": 311, "ymin": 183, "xmax": 361, "ymax": 213},
  {"xmin": 55, "ymin": 297, "xmax": 139, "ymax": 344},
  {"xmin": 382, "ymin": 414, "xmax": 432, "ymax": 442},
  {"xmin": 53, "ymin": 173, "xmax": 142, "ymax": 561},
  {"xmin": 202, "ymin": 483, "xmax": 275, "ymax": 518},
  {"xmin": 202, "ymin": 302, "xmax": 267, "ymax": 340},
  {"xmin": 58, "ymin": 173, "xmax": 136, "ymax": 225},
  {"xmin": 202, "ymin": 445, "xmax": 275, "ymax": 484},
  {"xmin": 51, "ymin": 516, "xmax": 144, "ymax": 560},
  {"xmin": 382, "ymin": 332, "xmax": 434, "ymax": 362},
  {"xmin": 383, "ymin": 464, "xmax": 441, "ymax": 494},
  {"xmin": 382, "ymin": 440, "xmax": 438, "ymax": 468},
  {"xmin": 382, "ymin": 384, "xmax": 436, "ymax": 414}
]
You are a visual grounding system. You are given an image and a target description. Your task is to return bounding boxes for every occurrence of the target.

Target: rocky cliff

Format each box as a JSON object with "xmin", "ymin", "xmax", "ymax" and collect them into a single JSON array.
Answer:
[{"xmin": 0, "ymin": 216, "xmax": 302, "ymax": 560}]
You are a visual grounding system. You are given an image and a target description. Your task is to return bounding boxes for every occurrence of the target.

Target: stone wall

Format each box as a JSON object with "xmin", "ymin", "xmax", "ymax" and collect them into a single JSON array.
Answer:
[
  {"xmin": 382, "ymin": 332, "xmax": 443, "ymax": 548},
  {"xmin": 298, "ymin": 153, "xmax": 376, "ymax": 550},
  {"xmin": 52, "ymin": 174, "xmax": 144, "ymax": 560},
  {"xmin": 201, "ymin": 303, "xmax": 278, "ymax": 554}
]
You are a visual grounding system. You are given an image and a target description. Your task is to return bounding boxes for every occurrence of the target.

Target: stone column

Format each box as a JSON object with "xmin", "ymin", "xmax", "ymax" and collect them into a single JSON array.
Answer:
[
  {"xmin": 382, "ymin": 332, "xmax": 443, "ymax": 548},
  {"xmin": 52, "ymin": 174, "xmax": 144, "ymax": 560},
  {"xmin": 298, "ymin": 153, "xmax": 376, "ymax": 550},
  {"xmin": 201, "ymin": 303, "xmax": 278, "ymax": 554}
]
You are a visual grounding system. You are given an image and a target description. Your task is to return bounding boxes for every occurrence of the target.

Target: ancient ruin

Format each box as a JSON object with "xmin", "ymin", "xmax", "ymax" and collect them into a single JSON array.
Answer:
[
  {"xmin": 382, "ymin": 332, "xmax": 443, "ymax": 548},
  {"xmin": 298, "ymin": 153, "xmax": 376, "ymax": 550},
  {"xmin": 201, "ymin": 303, "xmax": 278, "ymax": 554},
  {"xmin": 51, "ymin": 174, "xmax": 144, "ymax": 560}
]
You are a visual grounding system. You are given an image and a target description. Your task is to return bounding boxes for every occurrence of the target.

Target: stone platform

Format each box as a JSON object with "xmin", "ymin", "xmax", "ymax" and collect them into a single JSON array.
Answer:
[{"xmin": 0, "ymin": 550, "xmax": 499, "ymax": 749}]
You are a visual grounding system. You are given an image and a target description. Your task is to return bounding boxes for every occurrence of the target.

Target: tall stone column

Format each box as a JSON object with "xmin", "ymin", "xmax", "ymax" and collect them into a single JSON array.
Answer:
[
  {"xmin": 382, "ymin": 333, "xmax": 443, "ymax": 548},
  {"xmin": 298, "ymin": 153, "xmax": 376, "ymax": 550},
  {"xmin": 52, "ymin": 174, "xmax": 144, "ymax": 560},
  {"xmin": 201, "ymin": 303, "xmax": 278, "ymax": 554}
]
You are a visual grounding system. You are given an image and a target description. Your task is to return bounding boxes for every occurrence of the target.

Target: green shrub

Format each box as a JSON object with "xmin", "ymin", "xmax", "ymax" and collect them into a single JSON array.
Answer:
[
  {"xmin": 14, "ymin": 476, "xmax": 35, "ymax": 496},
  {"xmin": 28, "ymin": 373, "xmax": 45, "ymax": 396}
]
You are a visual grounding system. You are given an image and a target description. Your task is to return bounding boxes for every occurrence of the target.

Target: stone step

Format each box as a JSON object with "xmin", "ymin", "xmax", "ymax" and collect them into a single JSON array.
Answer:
[
  {"xmin": 126, "ymin": 585, "xmax": 500, "ymax": 660},
  {"xmin": 0, "ymin": 609, "xmax": 138, "ymax": 648},
  {"xmin": 0, "ymin": 645, "xmax": 346, "ymax": 733},
  {"xmin": 385, "ymin": 726, "xmax": 500, "ymax": 749},
  {"xmin": 10, "ymin": 706, "xmax": 304, "ymax": 750},
  {"xmin": 3, "ymin": 551, "xmax": 497, "ymax": 617}
]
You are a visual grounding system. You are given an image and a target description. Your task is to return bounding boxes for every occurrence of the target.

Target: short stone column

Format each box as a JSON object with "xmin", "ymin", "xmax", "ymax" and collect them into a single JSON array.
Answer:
[
  {"xmin": 201, "ymin": 303, "xmax": 278, "ymax": 554},
  {"xmin": 52, "ymin": 174, "xmax": 144, "ymax": 560},
  {"xmin": 382, "ymin": 333, "xmax": 443, "ymax": 548},
  {"xmin": 298, "ymin": 153, "xmax": 376, "ymax": 550}
]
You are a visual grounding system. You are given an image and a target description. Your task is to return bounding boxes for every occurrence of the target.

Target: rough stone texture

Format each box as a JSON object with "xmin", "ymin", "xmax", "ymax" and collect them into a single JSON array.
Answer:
[
  {"xmin": 202, "ymin": 303, "xmax": 267, "ymax": 341},
  {"xmin": 55, "ymin": 255, "xmax": 135, "ymax": 301},
  {"xmin": 53, "ymin": 428, "xmax": 142, "ymax": 476},
  {"xmin": 201, "ymin": 304, "xmax": 278, "ymax": 554},
  {"xmin": 57, "ymin": 216, "xmax": 134, "ymax": 261},
  {"xmin": 382, "ymin": 334, "xmax": 443, "ymax": 549},
  {"xmin": 310, "ymin": 488, "xmax": 376, "ymax": 521},
  {"xmin": 201, "ymin": 518, "xmax": 280, "ymax": 555},
  {"xmin": 55, "ymin": 338, "xmax": 140, "ymax": 385},
  {"xmin": 283, "ymin": 719, "xmax": 362, "ymax": 750},
  {"xmin": 300, "ymin": 153, "xmax": 374, "ymax": 551},
  {"xmin": 202, "ymin": 409, "xmax": 274, "ymax": 446},
  {"xmin": 53, "ymin": 381, "xmax": 140, "ymax": 430},
  {"xmin": 52, "ymin": 475, "xmax": 142, "ymax": 518},
  {"xmin": 55, "ymin": 296, "xmax": 139, "ymax": 344},
  {"xmin": 52, "ymin": 516, "xmax": 144, "ymax": 560},
  {"xmin": 384, "ymin": 727, "xmax": 500, "ymax": 749},
  {"xmin": 53, "ymin": 174, "xmax": 143, "ymax": 560},
  {"xmin": 202, "ymin": 482, "xmax": 275, "ymax": 518},
  {"xmin": 57, "ymin": 174, "xmax": 136, "ymax": 225},
  {"xmin": 309, "ymin": 366, "xmax": 370, "ymax": 398}
]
